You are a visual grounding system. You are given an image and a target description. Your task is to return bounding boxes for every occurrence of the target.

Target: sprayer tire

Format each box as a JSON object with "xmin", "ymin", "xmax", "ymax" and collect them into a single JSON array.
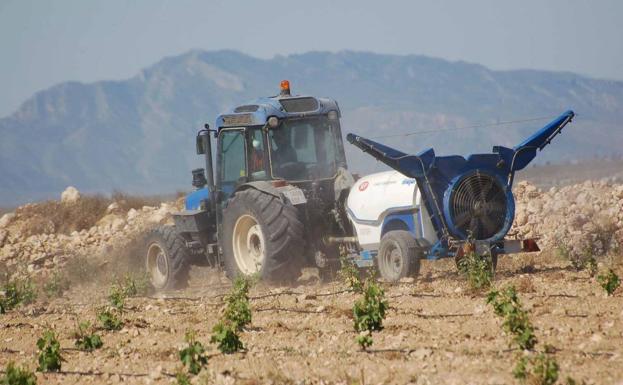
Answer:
[
  {"xmin": 377, "ymin": 230, "xmax": 421, "ymax": 282},
  {"xmin": 222, "ymin": 189, "xmax": 304, "ymax": 282},
  {"xmin": 145, "ymin": 225, "xmax": 190, "ymax": 291}
]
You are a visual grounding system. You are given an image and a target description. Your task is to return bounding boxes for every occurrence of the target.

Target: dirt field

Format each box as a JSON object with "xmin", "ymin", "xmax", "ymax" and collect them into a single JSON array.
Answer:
[{"xmin": 2, "ymin": 251, "xmax": 622, "ymax": 385}]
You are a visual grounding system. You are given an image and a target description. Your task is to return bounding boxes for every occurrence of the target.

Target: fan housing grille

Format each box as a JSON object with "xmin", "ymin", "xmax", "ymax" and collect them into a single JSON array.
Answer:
[{"xmin": 448, "ymin": 172, "xmax": 508, "ymax": 240}]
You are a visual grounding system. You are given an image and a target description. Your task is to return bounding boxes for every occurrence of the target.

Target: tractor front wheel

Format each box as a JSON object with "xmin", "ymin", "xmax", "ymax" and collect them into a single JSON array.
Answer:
[
  {"xmin": 145, "ymin": 225, "xmax": 191, "ymax": 291},
  {"xmin": 377, "ymin": 230, "xmax": 421, "ymax": 282},
  {"xmin": 222, "ymin": 189, "xmax": 304, "ymax": 282}
]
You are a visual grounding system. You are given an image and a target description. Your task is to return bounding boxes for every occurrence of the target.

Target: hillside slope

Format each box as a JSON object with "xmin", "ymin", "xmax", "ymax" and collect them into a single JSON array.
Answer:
[{"xmin": 1, "ymin": 50, "xmax": 622, "ymax": 204}]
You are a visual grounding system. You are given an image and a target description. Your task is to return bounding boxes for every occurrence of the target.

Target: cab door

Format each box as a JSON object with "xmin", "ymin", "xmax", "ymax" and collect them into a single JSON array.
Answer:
[{"xmin": 217, "ymin": 128, "xmax": 247, "ymax": 199}]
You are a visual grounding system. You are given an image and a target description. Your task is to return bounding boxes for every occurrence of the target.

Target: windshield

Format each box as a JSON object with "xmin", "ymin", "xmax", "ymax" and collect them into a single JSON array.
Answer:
[{"xmin": 269, "ymin": 116, "xmax": 339, "ymax": 181}]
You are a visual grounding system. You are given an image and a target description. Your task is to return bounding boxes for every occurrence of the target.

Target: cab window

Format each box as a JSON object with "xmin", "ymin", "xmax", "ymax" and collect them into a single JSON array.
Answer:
[
  {"xmin": 269, "ymin": 117, "xmax": 338, "ymax": 180},
  {"xmin": 219, "ymin": 129, "xmax": 246, "ymax": 184},
  {"xmin": 248, "ymin": 127, "xmax": 268, "ymax": 180}
]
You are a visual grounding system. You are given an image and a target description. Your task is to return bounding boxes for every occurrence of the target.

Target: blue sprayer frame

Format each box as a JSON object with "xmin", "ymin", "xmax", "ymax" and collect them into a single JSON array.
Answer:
[{"xmin": 347, "ymin": 110, "xmax": 575, "ymax": 258}]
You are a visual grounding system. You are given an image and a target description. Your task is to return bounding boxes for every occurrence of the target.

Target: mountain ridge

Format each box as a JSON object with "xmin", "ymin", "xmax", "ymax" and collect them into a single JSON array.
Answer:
[{"xmin": 1, "ymin": 49, "xmax": 622, "ymax": 205}]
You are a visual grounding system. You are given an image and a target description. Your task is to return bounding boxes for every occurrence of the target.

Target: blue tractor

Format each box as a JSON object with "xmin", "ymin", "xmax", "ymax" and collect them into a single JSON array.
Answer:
[{"xmin": 145, "ymin": 81, "xmax": 355, "ymax": 290}]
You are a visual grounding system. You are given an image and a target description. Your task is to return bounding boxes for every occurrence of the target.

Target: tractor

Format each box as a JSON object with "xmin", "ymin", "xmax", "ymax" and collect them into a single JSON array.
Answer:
[
  {"xmin": 145, "ymin": 81, "xmax": 355, "ymax": 290},
  {"xmin": 145, "ymin": 79, "xmax": 575, "ymax": 288}
]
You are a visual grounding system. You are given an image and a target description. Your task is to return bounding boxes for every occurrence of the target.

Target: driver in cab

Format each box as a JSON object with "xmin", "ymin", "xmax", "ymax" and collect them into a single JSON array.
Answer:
[{"xmin": 271, "ymin": 130, "xmax": 297, "ymax": 165}]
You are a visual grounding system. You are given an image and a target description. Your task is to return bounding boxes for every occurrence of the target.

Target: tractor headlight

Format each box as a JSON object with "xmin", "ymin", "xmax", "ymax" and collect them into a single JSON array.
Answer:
[
  {"xmin": 328, "ymin": 110, "xmax": 338, "ymax": 120},
  {"xmin": 268, "ymin": 116, "xmax": 279, "ymax": 128}
]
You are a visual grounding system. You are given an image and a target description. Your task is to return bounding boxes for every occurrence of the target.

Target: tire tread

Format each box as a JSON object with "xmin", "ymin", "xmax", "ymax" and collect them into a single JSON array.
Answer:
[
  {"xmin": 146, "ymin": 225, "xmax": 191, "ymax": 290},
  {"xmin": 222, "ymin": 189, "xmax": 305, "ymax": 282},
  {"xmin": 377, "ymin": 230, "xmax": 422, "ymax": 282}
]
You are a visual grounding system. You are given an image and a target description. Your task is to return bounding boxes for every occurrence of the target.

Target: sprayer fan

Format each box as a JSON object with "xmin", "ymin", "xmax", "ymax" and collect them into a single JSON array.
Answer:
[{"xmin": 449, "ymin": 172, "xmax": 507, "ymax": 240}]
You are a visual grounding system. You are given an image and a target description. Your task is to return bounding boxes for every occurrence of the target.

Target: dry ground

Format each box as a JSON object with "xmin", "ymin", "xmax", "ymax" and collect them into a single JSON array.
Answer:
[{"xmin": 1, "ymin": 252, "xmax": 622, "ymax": 385}]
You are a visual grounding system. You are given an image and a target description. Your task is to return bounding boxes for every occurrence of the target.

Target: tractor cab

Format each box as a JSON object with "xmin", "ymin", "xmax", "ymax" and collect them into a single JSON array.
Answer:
[
  {"xmin": 189, "ymin": 80, "xmax": 347, "ymax": 209},
  {"xmin": 152, "ymin": 81, "xmax": 355, "ymax": 288},
  {"xmin": 215, "ymin": 80, "xmax": 347, "ymax": 194}
]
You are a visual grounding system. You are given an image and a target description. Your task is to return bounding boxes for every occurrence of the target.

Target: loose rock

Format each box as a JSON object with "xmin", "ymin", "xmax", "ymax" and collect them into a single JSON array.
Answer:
[{"xmin": 61, "ymin": 186, "xmax": 81, "ymax": 203}]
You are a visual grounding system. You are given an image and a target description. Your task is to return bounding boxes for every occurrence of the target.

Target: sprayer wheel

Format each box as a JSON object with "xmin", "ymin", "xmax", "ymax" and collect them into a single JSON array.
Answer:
[
  {"xmin": 377, "ymin": 230, "xmax": 421, "ymax": 282},
  {"xmin": 145, "ymin": 225, "xmax": 190, "ymax": 291}
]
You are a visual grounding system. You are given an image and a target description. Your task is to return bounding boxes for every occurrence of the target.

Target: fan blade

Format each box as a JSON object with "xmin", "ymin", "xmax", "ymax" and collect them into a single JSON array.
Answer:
[
  {"xmin": 453, "ymin": 196, "xmax": 472, "ymax": 211},
  {"xmin": 479, "ymin": 178, "xmax": 494, "ymax": 202},
  {"xmin": 454, "ymin": 211, "xmax": 471, "ymax": 228},
  {"xmin": 469, "ymin": 217, "xmax": 480, "ymax": 238},
  {"xmin": 466, "ymin": 178, "xmax": 479, "ymax": 201},
  {"xmin": 480, "ymin": 215, "xmax": 498, "ymax": 236},
  {"xmin": 488, "ymin": 201, "xmax": 507, "ymax": 213},
  {"xmin": 487, "ymin": 189, "xmax": 505, "ymax": 203}
]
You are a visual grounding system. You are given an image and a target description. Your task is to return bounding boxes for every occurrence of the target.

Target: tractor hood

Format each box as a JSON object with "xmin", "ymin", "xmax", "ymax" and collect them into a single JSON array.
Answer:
[{"xmin": 185, "ymin": 187, "xmax": 209, "ymax": 211}]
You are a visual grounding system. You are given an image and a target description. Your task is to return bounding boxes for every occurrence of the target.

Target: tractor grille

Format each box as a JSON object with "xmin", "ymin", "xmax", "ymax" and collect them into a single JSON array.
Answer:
[{"xmin": 449, "ymin": 172, "xmax": 507, "ymax": 240}]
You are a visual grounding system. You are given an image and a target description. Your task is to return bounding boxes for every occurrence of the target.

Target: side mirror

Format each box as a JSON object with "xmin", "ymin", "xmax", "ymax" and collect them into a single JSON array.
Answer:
[
  {"xmin": 197, "ymin": 124, "xmax": 214, "ymax": 154},
  {"xmin": 196, "ymin": 134, "xmax": 206, "ymax": 154}
]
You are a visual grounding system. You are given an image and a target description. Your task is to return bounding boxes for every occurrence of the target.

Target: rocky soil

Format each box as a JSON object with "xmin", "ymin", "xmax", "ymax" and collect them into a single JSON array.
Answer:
[
  {"xmin": 512, "ymin": 181, "xmax": 623, "ymax": 261},
  {"xmin": 0, "ymin": 187, "xmax": 180, "ymax": 283},
  {"xmin": 1, "ymin": 182, "xmax": 622, "ymax": 384}
]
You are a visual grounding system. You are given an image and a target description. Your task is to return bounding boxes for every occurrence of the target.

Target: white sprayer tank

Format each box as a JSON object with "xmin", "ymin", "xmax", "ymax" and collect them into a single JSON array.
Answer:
[{"xmin": 346, "ymin": 170, "xmax": 438, "ymax": 251}]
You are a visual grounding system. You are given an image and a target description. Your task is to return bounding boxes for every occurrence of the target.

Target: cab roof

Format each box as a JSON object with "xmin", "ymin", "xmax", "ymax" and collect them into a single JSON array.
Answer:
[{"xmin": 215, "ymin": 92, "xmax": 341, "ymax": 130}]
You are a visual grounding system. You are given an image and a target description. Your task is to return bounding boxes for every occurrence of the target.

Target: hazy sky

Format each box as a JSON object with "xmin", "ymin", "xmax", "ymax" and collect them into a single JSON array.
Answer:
[{"xmin": 1, "ymin": 0, "xmax": 622, "ymax": 117}]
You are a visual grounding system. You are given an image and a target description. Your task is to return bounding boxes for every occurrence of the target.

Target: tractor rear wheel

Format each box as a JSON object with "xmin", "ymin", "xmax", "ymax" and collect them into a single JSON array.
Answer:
[
  {"xmin": 145, "ymin": 225, "xmax": 190, "ymax": 291},
  {"xmin": 222, "ymin": 189, "xmax": 304, "ymax": 282},
  {"xmin": 377, "ymin": 230, "xmax": 421, "ymax": 282}
]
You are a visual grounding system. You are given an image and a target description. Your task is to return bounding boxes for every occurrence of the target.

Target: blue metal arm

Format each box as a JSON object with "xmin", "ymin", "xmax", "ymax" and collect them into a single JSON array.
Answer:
[
  {"xmin": 493, "ymin": 110, "xmax": 575, "ymax": 172},
  {"xmin": 346, "ymin": 133, "xmax": 436, "ymax": 178},
  {"xmin": 348, "ymin": 110, "xmax": 574, "ymax": 180},
  {"xmin": 516, "ymin": 110, "xmax": 575, "ymax": 152}
]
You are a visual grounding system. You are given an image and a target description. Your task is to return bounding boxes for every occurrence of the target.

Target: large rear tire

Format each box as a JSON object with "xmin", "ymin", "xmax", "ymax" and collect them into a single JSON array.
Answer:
[
  {"xmin": 145, "ymin": 225, "xmax": 191, "ymax": 291},
  {"xmin": 377, "ymin": 230, "xmax": 421, "ymax": 282},
  {"xmin": 222, "ymin": 189, "xmax": 304, "ymax": 282}
]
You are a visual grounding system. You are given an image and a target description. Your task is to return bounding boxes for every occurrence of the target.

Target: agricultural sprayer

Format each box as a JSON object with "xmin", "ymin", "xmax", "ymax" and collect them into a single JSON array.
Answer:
[{"xmin": 344, "ymin": 111, "xmax": 575, "ymax": 281}]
